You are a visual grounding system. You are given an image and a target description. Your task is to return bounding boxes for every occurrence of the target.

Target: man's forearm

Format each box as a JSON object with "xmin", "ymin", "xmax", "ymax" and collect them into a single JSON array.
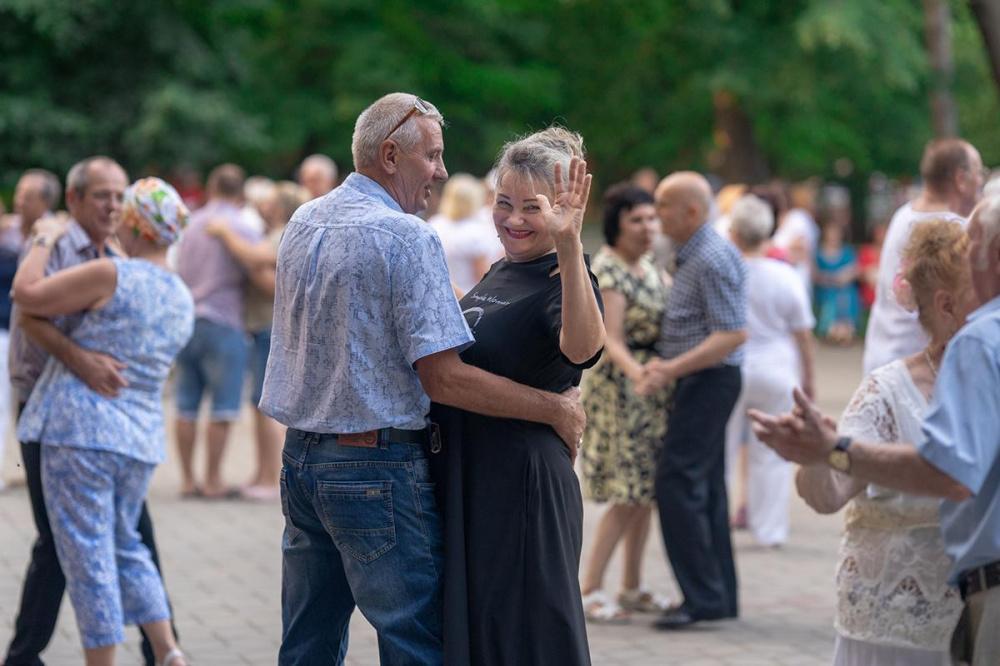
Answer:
[
  {"xmin": 19, "ymin": 313, "xmax": 81, "ymax": 372},
  {"xmin": 430, "ymin": 360, "xmax": 565, "ymax": 426},
  {"xmin": 848, "ymin": 440, "xmax": 971, "ymax": 501},
  {"xmin": 670, "ymin": 330, "xmax": 746, "ymax": 379}
]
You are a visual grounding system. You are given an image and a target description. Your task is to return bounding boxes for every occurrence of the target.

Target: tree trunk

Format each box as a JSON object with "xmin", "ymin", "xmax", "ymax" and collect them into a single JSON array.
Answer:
[
  {"xmin": 970, "ymin": 0, "xmax": 1000, "ymax": 95},
  {"xmin": 923, "ymin": 0, "xmax": 958, "ymax": 137},
  {"xmin": 709, "ymin": 90, "xmax": 769, "ymax": 184}
]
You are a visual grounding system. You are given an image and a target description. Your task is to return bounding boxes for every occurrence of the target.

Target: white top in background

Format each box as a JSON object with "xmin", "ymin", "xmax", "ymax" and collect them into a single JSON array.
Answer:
[
  {"xmin": 862, "ymin": 202, "xmax": 965, "ymax": 374},
  {"xmin": 429, "ymin": 214, "xmax": 504, "ymax": 293},
  {"xmin": 743, "ymin": 257, "xmax": 814, "ymax": 375}
]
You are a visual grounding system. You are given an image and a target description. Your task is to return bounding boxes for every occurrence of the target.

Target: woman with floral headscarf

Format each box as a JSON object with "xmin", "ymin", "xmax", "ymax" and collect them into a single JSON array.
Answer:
[{"xmin": 14, "ymin": 177, "xmax": 194, "ymax": 666}]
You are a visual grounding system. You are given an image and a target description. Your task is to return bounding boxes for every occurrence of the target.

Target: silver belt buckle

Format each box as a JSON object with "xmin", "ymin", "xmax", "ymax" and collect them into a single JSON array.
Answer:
[{"xmin": 429, "ymin": 423, "xmax": 442, "ymax": 454}]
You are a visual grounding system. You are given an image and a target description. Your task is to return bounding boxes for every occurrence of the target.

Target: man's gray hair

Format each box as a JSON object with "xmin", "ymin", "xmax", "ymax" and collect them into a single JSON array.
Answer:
[
  {"xmin": 730, "ymin": 194, "xmax": 775, "ymax": 248},
  {"xmin": 22, "ymin": 168, "xmax": 62, "ymax": 209},
  {"xmin": 66, "ymin": 156, "xmax": 126, "ymax": 198},
  {"xmin": 974, "ymin": 195, "xmax": 1000, "ymax": 269},
  {"xmin": 493, "ymin": 127, "xmax": 584, "ymax": 194},
  {"xmin": 352, "ymin": 93, "xmax": 444, "ymax": 171}
]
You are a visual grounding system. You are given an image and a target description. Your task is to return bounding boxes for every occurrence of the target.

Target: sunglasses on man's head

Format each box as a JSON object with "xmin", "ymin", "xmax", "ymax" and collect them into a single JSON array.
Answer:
[{"xmin": 383, "ymin": 98, "xmax": 431, "ymax": 143}]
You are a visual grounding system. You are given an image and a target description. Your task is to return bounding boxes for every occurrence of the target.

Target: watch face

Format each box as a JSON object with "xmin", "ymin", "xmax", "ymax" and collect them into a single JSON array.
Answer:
[{"xmin": 829, "ymin": 450, "xmax": 850, "ymax": 473}]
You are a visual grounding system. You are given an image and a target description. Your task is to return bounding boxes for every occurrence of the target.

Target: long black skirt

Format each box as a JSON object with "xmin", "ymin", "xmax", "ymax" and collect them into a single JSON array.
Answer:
[{"xmin": 430, "ymin": 407, "xmax": 591, "ymax": 666}]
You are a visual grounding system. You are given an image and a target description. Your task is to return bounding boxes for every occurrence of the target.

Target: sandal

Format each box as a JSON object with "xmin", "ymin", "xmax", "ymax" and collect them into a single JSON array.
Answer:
[
  {"xmin": 161, "ymin": 648, "xmax": 189, "ymax": 666},
  {"xmin": 179, "ymin": 486, "xmax": 203, "ymax": 500},
  {"xmin": 582, "ymin": 590, "xmax": 630, "ymax": 624},
  {"xmin": 618, "ymin": 588, "xmax": 675, "ymax": 614}
]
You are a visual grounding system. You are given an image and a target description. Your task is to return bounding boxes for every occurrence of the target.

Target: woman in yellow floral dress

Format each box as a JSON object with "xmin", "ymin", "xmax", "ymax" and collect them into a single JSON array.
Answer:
[{"xmin": 580, "ymin": 184, "xmax": 673, "ymax": 622}]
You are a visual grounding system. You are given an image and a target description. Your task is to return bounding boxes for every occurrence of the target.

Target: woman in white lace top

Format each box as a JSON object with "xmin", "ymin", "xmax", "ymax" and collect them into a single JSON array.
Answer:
[{"xmin": 797, "ymin": 220, "xmax": 978, "ymax": 666}]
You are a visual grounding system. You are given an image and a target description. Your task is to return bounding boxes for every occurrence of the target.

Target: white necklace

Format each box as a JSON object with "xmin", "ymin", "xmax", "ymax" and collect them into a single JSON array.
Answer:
[{"xmin": 923, "ymin": 348, "xmax": 939, "ymax": 379}]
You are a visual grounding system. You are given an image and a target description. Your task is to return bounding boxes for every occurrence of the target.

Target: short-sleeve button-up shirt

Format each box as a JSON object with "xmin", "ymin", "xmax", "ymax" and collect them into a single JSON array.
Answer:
[
  {"xmin": 176, "ymin": 200, "xmax": 261, "ymax": 332},
  {"xmin": 9, "ymin": 220, "xmax": 111, "ymax": 402},
  {"xmin": 656, "ymin": 223, "xmax": 747, "ymax": 365},
  {"xmin": 918, "ymin": 294, "xmax": 1000, "ymax": 583},
  {"xmin": 259, "ymin": 173, "xmax": 474, "ymax": 433}
]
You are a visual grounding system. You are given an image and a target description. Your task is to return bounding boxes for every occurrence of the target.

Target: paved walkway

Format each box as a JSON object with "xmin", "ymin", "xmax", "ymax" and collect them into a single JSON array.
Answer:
[{"xmin": 0, "ymin": 345, "xmax": 864, "ymax": 665}]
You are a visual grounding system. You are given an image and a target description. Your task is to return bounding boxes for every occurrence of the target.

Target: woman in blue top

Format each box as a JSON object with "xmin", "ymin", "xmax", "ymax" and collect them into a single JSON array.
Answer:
[
  {"xmin": 14, "ymin": 178, "xmax": 195, "ymax": 666},
  {"xmin": 814, "ymin": 215, "xmax": 861, "ymax": 344}
]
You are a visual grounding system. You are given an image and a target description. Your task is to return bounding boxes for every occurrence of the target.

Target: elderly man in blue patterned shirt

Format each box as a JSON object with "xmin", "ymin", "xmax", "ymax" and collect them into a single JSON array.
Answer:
[
  {"xmin": 637, "ymin": 172, "xmax": 748, "ymax": 629},
  {"xmin": 751, "ymin": 196, "xmax": 1000, "ymax": 666},
  {"xmin": 260, "ymin": 92, "xmax": 587, "ymax": 666}
]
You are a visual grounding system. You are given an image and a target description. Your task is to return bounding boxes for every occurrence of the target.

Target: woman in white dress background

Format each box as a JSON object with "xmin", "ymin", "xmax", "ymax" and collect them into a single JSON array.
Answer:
[
  {"xmin": 725, "ymin": 194, "xmax": 816, "ymax": 547},
  {"xmin": 429, "ymin": 173, "xmax": 503, "ymax": 294},
  {"xmin": 796, "ymin": 219, "xmax": 977, "ymax": 665}
]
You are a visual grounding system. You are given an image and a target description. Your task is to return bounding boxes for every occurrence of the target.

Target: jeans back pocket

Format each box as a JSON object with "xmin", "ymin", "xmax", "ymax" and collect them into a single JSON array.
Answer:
[{"xmin": 317, "ymin": 480, "xmax": 396, "ymax": 564}]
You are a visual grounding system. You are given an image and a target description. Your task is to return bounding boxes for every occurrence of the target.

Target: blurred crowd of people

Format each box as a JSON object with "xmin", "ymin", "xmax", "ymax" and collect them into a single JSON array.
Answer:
[{"xmin": 1, "ymin": 89, "xmax": 999, "ymax": 666}]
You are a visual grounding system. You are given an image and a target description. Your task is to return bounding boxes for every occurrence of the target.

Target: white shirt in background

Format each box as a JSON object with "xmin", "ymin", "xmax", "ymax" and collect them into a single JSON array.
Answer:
[
  {"xmin": 772, "ymin": 207, "xmax": 819, "ymax": 299},
  {"xmin": 428, "ymin": 214, "xmax": 504, "ymax": 294},
  {"xmin": 862, "ymin": 202, "xmax": 965, "ymax": 374},
  {"xmin": 744, "ymin": 257, "xmax": 815, "ymax": 376}
]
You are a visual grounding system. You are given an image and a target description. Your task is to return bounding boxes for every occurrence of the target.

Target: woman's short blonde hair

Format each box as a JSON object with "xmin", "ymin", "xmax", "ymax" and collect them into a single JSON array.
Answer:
[
  {"xmin": 493, "ymin": 126, "xmax": 584, "ymax": 195},
  {"xmin": 902, "ymin": 220, "xmax": 969, "ymax": 330},
  {"xmin": 439, "ymin": 174, "xmax": 485, "ymax": 221}
]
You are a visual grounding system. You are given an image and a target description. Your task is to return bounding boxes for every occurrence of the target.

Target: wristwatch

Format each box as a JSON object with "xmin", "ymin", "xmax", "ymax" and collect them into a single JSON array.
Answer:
[
  {"xmin": 31, "ymin": 235, "xmax": 54, "ymax": 249},
  {"xmin": 827, "ymin": 436, "xmax": 852, "ymax": 473}
]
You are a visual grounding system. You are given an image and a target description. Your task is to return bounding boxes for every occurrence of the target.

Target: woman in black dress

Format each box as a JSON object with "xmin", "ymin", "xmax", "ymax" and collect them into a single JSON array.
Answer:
[{"xmin": 432, "ymin": 128, "xmax": 605, "ymax": 665}]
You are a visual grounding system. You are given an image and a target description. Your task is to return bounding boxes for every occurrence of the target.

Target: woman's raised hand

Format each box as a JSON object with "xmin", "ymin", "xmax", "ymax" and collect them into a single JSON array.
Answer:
[
  {"xmin": 537, "ymin": 157, "xmax": 592, "ymax": 243},
  {"xmin": 32, "ymin": 212, "xmax": 71, "ymax": 245}
]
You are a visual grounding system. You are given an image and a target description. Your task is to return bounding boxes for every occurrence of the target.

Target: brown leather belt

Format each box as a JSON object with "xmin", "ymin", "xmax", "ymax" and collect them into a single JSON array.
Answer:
[
  {"xmin": 337, "ymin": 427, "xmax": 435, "ymax": 451},
  {"xmin": 960, "ymin": 560, "xmax": 1000, "ymax": 599}
]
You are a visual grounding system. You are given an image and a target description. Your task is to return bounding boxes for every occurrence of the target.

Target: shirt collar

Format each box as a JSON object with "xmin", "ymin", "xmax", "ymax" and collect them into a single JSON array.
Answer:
[
  {"xmin": 342, "ymin": 173, "xmax": 405, "ymax": 215},
  {"xmin": 968, "ymin": 293, "xmax": 1000, "ymax": 322},
  {"xmin": 675, "ymin": 222, "xmax": 713, "ymax": 266},
  {"xmin": 66, "ymin": 219, "xmax": 97, "ymax": 253},
  {"xmin": 66, "ymin": 219, "xmax": 116, "ymax": 258}
]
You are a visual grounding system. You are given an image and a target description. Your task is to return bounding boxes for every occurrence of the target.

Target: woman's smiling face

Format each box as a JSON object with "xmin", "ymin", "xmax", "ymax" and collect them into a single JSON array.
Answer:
[{"xmin": 493, "ymin": 171, "xmax": 555, "ymax": 263}]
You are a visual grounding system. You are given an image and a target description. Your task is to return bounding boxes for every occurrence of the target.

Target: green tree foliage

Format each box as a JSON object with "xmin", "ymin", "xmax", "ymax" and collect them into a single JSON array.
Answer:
[{"xmin": 1, "ymin": 0, "xmax": 998, "ymax": 195}]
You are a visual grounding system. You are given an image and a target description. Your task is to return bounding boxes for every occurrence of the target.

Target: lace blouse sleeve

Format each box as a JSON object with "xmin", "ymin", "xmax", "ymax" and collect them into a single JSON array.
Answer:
[
  {"xmin": 796, "ymin": 372, "xmax": 895, "ymax": 513},
  {"xmin": 838, "ymin": 371, "xmax": 899, "ymax": 444}
]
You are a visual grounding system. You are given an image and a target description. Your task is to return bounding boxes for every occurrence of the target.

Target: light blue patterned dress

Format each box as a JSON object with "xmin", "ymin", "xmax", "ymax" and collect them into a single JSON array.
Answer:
[{"xmin": 18, "ymin": 257, "xmax": 194, "ymax": 649}]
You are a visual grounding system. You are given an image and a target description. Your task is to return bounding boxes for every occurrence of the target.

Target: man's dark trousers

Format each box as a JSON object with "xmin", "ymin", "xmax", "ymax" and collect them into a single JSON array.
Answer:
[
  {"xmin": 655, "ymin": 364, "xmax": 742, "ymax": 619},
  {"xmin": 5, "ymin": 406, "xmax": 176, "ymax": 666}
]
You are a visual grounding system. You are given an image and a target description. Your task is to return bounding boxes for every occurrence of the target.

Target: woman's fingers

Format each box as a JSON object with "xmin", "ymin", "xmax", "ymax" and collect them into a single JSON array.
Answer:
[{"xmin": 553, "ymin": 161, "xmax": 566, "ymax": 201}]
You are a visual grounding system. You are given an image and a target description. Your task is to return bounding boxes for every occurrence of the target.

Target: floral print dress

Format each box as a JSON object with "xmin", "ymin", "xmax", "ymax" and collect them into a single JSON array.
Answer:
[{"xmin": 581, "ymin": 248, "xmax": 672, "ymax": 504}]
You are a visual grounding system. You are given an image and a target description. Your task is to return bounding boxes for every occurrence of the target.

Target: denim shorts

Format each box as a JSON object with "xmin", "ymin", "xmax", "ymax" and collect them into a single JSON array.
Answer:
[
  {"xmin": 175, "ymin": 317, "xmax": 249, "ymax": 422},
  {"xmin": 249, "ymin": 328, "xmax": 271, "ymax": 408}
]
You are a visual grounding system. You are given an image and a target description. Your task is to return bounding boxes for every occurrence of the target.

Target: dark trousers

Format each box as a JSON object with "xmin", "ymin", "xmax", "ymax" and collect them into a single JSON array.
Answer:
[
  {"xmin": 5, "ymin": 418, "xmax": 175, "ymax": 665},
  {"xmin": 655, "ymin": 364, "xmax": 742, "ymax": 619}
]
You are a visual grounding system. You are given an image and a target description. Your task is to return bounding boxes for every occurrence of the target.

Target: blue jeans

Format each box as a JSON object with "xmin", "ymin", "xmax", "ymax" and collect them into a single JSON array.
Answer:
[
  {"xmin": 174, "ymin": 318, "xmax": 248, "ymax": 422},
  {"xmin": 278, "ymin": 429, "xmax": 443, "ymax": 665}
]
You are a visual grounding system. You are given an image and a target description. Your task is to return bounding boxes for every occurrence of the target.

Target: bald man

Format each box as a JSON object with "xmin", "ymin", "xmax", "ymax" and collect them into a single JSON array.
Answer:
[
  {"xmin": 637, "ymin": 172, "xmax": 748, "ymax": 629},
  {"xmin": 298, "ymin": 154, "xmax": 338, "ymax": 200}
]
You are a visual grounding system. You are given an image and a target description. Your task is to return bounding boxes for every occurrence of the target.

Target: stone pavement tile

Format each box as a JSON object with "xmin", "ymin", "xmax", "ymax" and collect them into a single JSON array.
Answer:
[{"xmin": 0, "ymin": 345, "xmax": 865, "ymax": 664}]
